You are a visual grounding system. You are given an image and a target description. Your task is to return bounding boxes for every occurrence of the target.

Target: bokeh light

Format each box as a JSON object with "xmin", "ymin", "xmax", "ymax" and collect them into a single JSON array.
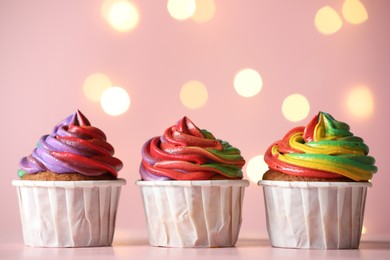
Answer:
[
  {"xmin": 180, "ymin": 80, "xmax": 208, "ymax": 109},
  {"xmin": 101, "ymin": 0, "xmax": 139, "ymax": 32},
  {"xmin": 346, "ymin": 86, "xmax": 374, "ymax": 118},
  {"xmin": 100, "ymin": 86, "xmax": 131, "ymax": 116},
  {"xmin": 342, "ymin": 0, "xmax": 368, "ymax": 25},
  {"xmin": 362, "ymin": 225, "xmax": 367, "ymax": 234},
  {"xmin": 233, "ymin": 68, "xmax": 263, "ymax": 98},
  {"xmin": 315, "ymin": 6, "xmax": 343, "ymax": 35},
  {"xmin": 246, "ymin": 155, "xmax": 268, "ymax": 184},
  {"xmin": 83, "ymin": 73, "xmax": 112, "ymax": 102},
  {"xmin": 282, "ymin": 93, "xmax": 310, "ymax": 122},
  {"xmin": 191, "ymin": 0, "xmax": 216, "ymax": 23},
  {"xmin": 167, "ymin": 0, "xmax": 196, "ymax": 20}
]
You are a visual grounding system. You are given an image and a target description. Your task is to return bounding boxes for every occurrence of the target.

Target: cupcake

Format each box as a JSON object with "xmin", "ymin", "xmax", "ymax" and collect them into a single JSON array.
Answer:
[
  {"xmin": 12, "ymin": 110, "xmax": 126, "ymax": 247},
  {"xmin": 136, "ymin": 116, "xmax": 249, "ymax": 247},
  {"xmin": 259, "ymin": 111, "xmax": 378, "ymax": 249}
]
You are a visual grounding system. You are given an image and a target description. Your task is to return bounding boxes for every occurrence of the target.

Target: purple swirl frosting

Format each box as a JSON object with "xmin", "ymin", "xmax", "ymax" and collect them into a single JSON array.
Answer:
[{"xmin": 18, "ymin": 110, "xmax": 123, "ymax": 178}]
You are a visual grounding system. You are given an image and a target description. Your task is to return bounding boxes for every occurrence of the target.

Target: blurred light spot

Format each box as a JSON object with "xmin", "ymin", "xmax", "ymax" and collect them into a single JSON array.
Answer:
[
  {"xmin": 342, "ymin": 0, "xmax": 368, "ymax": 25},
  {"xmin": 101, "ymin": 0, "xmax": 139, "ymax": 32},
  {"xmin": 101, "ymin": 86, "xmax": 130, "ymax": 116},
  {"xmin": 362, "ymin": 225, "xmax": 367, "ymax": 234},
  {"xmin": 282, "ymin": 94, "xmax": 310, "ymax": 122},
  {"xmin": 346, "ymin": 86, "xmax": 374, "ymax": 118},
  {"xmin": 180, "ymin": 80, "xmax": 208, "ymax": 109},
  {"xmin": 246, "ymin": 155, "xmax": 268, "ymax": 184},
  {"xmin": 234, "ymin": 68, "xmax": 263, "ymax": 98},
  {"xmin": 167, "ymin": 0, "xmax": 196, "ymax": 20},
  {"xmin": 191, "ymin": 0, "xmax": 216, "ymax": 23},
  {"xmin": 315, "ymin": 6, "xmax": 343, "ymax": 35},
  {"xmin": 83, "ymin": 73, "xmax": 112, "ymax": 102}
]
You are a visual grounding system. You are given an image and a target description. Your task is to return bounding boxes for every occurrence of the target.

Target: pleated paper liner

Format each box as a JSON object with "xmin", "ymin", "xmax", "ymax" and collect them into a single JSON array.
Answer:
[
  {"xmin": 12, "ymin": 179, "xmax": 126, "ymax": 247},
  {"xmin": 259, "ymin": 180, "xmax": 371, "ymax": 249},
  {"xmin": 137, "ymin": 180, "xmax": 249, "ymax": 247}
]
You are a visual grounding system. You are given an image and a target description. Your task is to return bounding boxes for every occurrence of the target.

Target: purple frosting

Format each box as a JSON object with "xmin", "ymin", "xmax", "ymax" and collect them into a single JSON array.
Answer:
[{"xmin": 19, "ymin": 110, "xmax": 123, "ymax": 177}]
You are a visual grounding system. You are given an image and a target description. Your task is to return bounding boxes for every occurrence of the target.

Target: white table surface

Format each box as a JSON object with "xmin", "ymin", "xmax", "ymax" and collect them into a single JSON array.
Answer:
[{"xmin": 1, "ymin": 237, "xmax": 389, "ymax": 260}]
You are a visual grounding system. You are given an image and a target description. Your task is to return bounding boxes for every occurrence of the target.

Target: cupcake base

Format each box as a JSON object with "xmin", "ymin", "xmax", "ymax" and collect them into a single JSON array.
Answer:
[
  {"xmin": 136, "ymin": 180, "xmax": 249, "ymax": 248},
  {"xmin": 12, "ymin": 179, "xmax": 126, "ymax": 247},
  {"xmin": 258, "ymin": 180, "xmax": 371, "ymax": 249}
]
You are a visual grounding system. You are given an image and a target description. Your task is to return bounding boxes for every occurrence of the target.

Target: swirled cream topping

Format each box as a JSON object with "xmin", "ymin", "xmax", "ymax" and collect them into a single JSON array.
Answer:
[
  {"xmin": 18, "ymin": 110, "xmax": 123, "ymax": 178},
  {"xmin": 264, "ymin": 112, "xmax": 377, "ymax": 181},
  {"xmin": 140, "ymin": 117, "xmax": 245, "ymax": 180}
]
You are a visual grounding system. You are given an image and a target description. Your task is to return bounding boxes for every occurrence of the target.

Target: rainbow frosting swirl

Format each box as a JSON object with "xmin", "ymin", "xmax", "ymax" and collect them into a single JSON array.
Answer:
[
  {"xmin": 18, "ymin": 110, "xmax": 123, "ymax": 178},
  {"xmin": 140, "ymin": 117, "xmax": 245, "ymax": 180},
  {"xmin": 264, "ymin": 112, "xmax": 377, "ymax": 181}
]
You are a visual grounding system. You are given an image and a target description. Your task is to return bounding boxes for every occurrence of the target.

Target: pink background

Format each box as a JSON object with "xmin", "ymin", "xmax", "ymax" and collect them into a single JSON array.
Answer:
[{"xmin": 1, "ymin": 0, "xmax": 389, "ymax": 244}]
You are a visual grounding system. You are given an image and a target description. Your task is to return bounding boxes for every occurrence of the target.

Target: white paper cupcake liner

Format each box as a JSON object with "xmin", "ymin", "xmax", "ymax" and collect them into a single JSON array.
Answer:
[
  {"xmin": 136, "ymin": 180, "xmax": 249, "ymax": 247},
  {"xmin": 258, "ymin": 180, "xmax": 371, "ymax": 249},
  {"xmin": 12, "ymin": 179, "xmax": 126, "ymax": 247}
]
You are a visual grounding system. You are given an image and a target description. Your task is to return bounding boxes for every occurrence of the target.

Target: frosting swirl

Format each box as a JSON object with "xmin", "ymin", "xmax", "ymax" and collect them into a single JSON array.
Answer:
[
  {"xmin": 19, "ymin": 110, "xmax": 123, "ymax": 178},
  {"xmin": 264, "ymin": 112, "xmax": 377, "ymax": 181},
  {"xmin": 140, "ymin": 117, "xmax": 245, "ymax": 180}
]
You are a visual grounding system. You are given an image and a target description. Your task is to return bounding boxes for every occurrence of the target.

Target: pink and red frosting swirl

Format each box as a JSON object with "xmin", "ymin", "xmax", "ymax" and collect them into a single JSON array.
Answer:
[
  {"xmin": 140, "ymin": 117, "xmax": 245, "ymax": 180},
  {"xmin": 19, "ymin": 110, "xmax": 123, "ymax": 178}
]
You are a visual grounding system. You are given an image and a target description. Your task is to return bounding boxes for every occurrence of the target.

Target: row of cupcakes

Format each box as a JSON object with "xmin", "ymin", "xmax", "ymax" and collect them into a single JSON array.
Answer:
[{"xmin": 13, "ymin": 110, "xmax": 377, "ymax": 249}]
